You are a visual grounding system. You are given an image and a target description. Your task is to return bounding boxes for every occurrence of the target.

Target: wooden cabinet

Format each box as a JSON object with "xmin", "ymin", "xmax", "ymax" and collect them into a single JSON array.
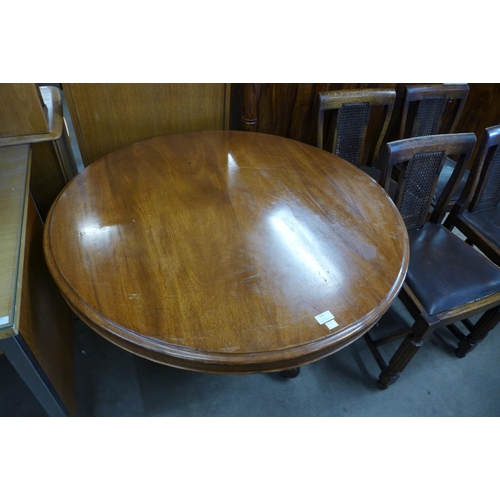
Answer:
[
  {"xmin": 64, "ymin": 83, "xmax": 231, "ymax": 166},
  {"xmin": 0, "ymin": 145, "xmax": 75, "ymax": 416},
  {"xmin": 0, "ymin": 84, "xmax": 48, "ymax": 138},
  {"xmin": 0, "ymin": 84, "xmax": 78, "ymax": 220}
]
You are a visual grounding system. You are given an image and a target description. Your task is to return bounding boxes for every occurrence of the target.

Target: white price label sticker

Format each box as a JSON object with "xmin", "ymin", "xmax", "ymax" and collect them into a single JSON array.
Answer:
[
  {"xmin": 315, "ymin": 310, "xmax": 334, "ymax": 325},
  {"xmin": 326, "ymin": 319, "xmax": 339, "ymax": 330}
]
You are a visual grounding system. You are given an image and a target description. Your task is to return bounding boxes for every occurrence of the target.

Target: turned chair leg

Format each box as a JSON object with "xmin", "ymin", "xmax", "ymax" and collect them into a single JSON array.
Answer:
[
  {"xmin": 378, "ymin": 314, "xmax": 438, "ymax": 390},
  {"xmin": 456, "ymin": 307, "xmax": 500, "ymax": 358}
]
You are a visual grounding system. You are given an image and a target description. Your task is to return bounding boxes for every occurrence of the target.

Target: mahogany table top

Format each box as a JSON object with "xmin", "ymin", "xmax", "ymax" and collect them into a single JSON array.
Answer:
[{"xmin": 44, "ymin": 131, "xmax": 409, "ymax": 373}]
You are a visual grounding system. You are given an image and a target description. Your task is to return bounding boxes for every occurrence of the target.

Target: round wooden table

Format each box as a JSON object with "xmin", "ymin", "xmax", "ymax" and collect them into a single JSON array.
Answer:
[{"xmin": 44, "ymin": 131, "xmax": 409, "ymax": 374}]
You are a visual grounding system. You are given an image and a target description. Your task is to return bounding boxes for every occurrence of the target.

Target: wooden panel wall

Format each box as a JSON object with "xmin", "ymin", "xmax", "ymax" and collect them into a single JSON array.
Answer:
[
  {"xmin": 233, "ymin": 84, "xmax": 398, "ymax": 136},
  {"xmin": 455, "ymin": 83, "xmax": 500, "ymax": 143},
  {"xmin": 64, "ymin": 83, "xmax": 231, "ymax": 166},
  {"xmin": 231, "ymin": 83, "xmax": 500, "ymax": 164},
  {"xmin": 232, "ymin": 83, "xmax": 404, "ymax": 166},
  {"xmin": 64, "ymin": 82, "xmax": 500, "ymax": 169}
]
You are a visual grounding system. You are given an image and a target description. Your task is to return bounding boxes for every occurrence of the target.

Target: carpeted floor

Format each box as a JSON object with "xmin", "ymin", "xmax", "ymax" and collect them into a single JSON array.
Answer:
[{"xmin": 1, "ymin": 297, "xmax": 499, "ymax": 416}]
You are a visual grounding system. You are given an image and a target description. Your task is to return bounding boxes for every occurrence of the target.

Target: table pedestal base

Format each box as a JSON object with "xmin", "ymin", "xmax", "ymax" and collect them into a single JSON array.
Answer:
[{"xmin": 279, "ymin": 367, "xmax": 301, "ymax": 378}]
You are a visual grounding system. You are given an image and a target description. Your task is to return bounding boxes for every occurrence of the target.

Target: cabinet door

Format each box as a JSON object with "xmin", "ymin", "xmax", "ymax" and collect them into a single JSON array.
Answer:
[
  {"xmin": 0, "ymin": 84, "xmax": 48, "ymax": 138},
  {"xmin": 64, "ymin": 83, "xmax": 231, "ymax": 166}
]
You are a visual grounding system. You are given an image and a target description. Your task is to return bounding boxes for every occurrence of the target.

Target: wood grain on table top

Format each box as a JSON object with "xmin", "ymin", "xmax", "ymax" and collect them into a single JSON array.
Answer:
[{"xmin": 44, "ymin": 131, "xmax": 409, "ymax": 372}]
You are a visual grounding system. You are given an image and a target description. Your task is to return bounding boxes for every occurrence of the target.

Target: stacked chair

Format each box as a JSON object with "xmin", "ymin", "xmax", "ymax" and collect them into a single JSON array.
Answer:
[
  {"xmin": 315, "ymin": 85, "xmax": 500, "ymax": 389},
  {"xmin": 443, "ymin": 125, "xmax": 500, "ymax": 355},
  {"xmin": 445, "ymin": 125, "xmax": 500, "ymax": 267}
]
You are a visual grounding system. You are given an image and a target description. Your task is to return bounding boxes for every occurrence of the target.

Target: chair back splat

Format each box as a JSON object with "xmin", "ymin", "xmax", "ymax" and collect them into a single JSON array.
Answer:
[
  {"xmin": 397, "ymin": 84, "xmax": 470, "ymax": 212},
  {"xmin": 398, "ymin": 84, "xmax": 469, "ymax": 140},
  {"xmin": 379, "ymin": 134, "xmax": 476, "ymax": 225},
  {"xmin": 317, "ymin": 88, "xmax": 396, "ymax": 169}
]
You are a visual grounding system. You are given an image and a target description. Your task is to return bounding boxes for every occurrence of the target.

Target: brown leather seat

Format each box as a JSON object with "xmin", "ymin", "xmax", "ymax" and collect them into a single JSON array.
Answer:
[{"xmin": 406, "ymin": 224, "xmax": 500, "ymax": 315}]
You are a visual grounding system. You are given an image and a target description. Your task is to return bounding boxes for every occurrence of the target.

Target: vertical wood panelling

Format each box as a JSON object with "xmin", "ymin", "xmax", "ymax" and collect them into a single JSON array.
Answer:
[
  {"xmin": 239, "ymin": 83, "xmax": 400, "ymax": 166},
  {"xmin": 61, "ymin": 83, "xmax": 498, "ymax": 167},
  {"xmin": 0, "ymin": 84, "xmax": 48, "ymax": 138},
  {"xmin": 289, "ymin": 83, "xmax": 315, "ymax": 142},
  {"xmin": 64, "ymin": 83, "xmax": 230, "ymax": 166},
  {"xmin": 231, "ymin": 83, "xmax": 500, "ymax": 168},
  {"xmin": 456, "ymin": 83, "xmax": 500, "ymax": 141},
  {"xmin": 249, "ymin": 83, "xmax": 401, "ymax": 145}
]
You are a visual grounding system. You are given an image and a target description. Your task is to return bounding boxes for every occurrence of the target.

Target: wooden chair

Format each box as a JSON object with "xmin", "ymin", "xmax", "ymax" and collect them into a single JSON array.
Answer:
[
  {"xmin": 445, "ymin": 125, "xmax": 500, "ymax": 269},
  {"xmin": 317, "ymin": 88, "xmax": 396, "ymax": 183},
  {"xmin": 365, "ymin": 133, "xmax": 500, "ymax": 389},
  {"xmin": 398, "ymin": 84, "xmax": 469, "ymax": 140},
  {"xmin": 397, "ymin": 84, "xmax": 470, "ymax": 211}
]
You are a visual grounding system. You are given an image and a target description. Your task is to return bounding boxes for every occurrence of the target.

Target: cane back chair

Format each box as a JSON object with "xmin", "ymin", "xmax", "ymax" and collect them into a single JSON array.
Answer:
[
  {"xmin": 317, "ymin": 88, "xmax": 396, "ymax": 183},
  {"xmin": 398, "ymin": 84, "xmax": 470, "ymax": 211},
  {"xmin": 365, "ymin": 133, "xmax": 500, "ymax": 389}
]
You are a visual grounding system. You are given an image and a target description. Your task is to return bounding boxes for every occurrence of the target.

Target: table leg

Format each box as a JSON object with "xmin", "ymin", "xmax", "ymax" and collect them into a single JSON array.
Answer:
[
  {"xmin": 0, "ymin": 335, "xmax": 69, "ymax": 416},
  {"xmin": 279, "ymin": 367, "xmax": 301, "ymax": 378}
]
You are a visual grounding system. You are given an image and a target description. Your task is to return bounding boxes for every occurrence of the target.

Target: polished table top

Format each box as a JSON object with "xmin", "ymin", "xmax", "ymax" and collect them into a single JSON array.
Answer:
[{"xmin": 44, "ymin": 131, "xmax": 409, "ymax": 373}]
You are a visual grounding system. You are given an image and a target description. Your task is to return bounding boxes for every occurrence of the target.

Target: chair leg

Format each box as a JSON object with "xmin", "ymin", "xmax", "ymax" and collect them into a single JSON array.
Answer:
[
  {"xmin": 378, "ymin": 314, "xmax": 437, "ymax": 390},
  {"xmin": 455, "ymin": 307, "xmax": 500, "ymax": 358}
]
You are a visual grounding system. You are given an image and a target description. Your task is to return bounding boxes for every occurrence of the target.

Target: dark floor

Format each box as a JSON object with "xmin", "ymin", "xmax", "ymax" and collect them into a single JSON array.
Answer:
[{"xmin": 1, "ymin": 297, "xmax": 500, "ymax": 416}]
